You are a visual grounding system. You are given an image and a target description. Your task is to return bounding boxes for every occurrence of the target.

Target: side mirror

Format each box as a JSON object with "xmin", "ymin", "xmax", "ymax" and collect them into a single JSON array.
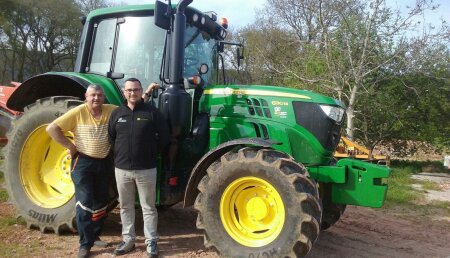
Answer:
[{"xmin": 155, "ymin": 0, "xmax": 171, "ymax": 30}]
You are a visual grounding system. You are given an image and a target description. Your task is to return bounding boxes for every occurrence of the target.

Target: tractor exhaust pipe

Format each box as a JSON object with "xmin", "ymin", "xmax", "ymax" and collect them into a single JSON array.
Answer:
[
  {"xmin": 169, "ymin": 0, "xmax": 193, "ymax": 83},
  {"xmin": 159, "ymin": 0, "xmax": 193, "ymax": 140}
]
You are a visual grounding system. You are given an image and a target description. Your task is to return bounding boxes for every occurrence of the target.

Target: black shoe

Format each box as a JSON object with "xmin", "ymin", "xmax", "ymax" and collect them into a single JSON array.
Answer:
[
  {"xmin": 77, "ymin": 247, "xmax": 91, "ymax": 258},
  {"xmin": 93, "ymin": 237, "xmax": 108, "ymax": 248},
  {"xmin": 114, "ymin": 241, "xmax": 135, "ymax": 256},
  {"xmin": 146, "ymin": 240, "xmax": 158, "ymax": 258}
]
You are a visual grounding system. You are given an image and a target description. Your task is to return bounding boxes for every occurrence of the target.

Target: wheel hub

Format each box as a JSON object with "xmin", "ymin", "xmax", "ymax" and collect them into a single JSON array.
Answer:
[
  {"xmin": 246, "ymin": 197, "xmax": 269, "ymax": 221},
  {"xmin": 220, "ymin": 176, "xmax": 285, "ymax": 247}
]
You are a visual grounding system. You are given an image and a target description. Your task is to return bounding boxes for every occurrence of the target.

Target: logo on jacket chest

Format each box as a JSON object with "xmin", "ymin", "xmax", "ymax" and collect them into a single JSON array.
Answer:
[{"xmin": 118, "ymin": 117, "xmax": 127, "ymax": 123}]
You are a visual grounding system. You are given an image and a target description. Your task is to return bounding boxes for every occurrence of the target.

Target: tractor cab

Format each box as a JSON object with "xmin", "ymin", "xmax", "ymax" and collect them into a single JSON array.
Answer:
[{"xmin": 75, "ymin": 2, "xmax": 222, "ymax": 92}]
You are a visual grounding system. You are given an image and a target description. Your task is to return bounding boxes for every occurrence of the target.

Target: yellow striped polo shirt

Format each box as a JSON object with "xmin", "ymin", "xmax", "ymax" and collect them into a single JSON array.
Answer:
[{"xmin": 54, "ymin": 103, "xmax": 117, "ymax": 159}]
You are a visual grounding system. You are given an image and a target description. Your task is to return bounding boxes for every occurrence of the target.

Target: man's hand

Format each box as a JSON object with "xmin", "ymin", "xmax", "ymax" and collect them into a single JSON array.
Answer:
[
  {"xmin": 46, "ymin": 123, "xmax": 77, "ymax": 158},
  {"xmin": 67, "ymin": 145, "xmax": 78, "ymax": 159},
  {"xmin": 143, "ymin": 82, "xmax": 160, "ymax": 100}
]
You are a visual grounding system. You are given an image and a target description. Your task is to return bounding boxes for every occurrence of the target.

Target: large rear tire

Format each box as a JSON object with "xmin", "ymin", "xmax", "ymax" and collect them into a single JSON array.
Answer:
[
  {"xmin": 194, "ymin": 147, "xmax": 321, "ymax": 258},
  {"xmin": 3, "ymin": 97, "xmax": 117, "ymax": 234}
]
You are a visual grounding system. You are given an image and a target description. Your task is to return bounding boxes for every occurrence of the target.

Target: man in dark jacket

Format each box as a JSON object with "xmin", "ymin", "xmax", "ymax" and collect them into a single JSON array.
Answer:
[{"xmin": 108, "ymin": 78, "xmax": 170, "ymax": 257}]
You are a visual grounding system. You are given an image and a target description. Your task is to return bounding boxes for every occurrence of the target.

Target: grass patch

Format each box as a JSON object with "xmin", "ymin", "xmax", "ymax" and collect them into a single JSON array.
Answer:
[
  {"xmin": 384, "ymin": 162, "xmax": 450, "ymax": 220},
  {"xmin": 412, "ymin": 179, "xmax": 442, "ymax": 191},
  {"xmin": 0, "ymin": 171, "xmax": 7, "ymax": 202},
  {"xmin": 384, "ymin": 166, "xmax": 422, "ymax": 206},
  {"xmin": 0, "ymin": 238, "xmax": 41, "ymax": 258},
  {"xmin": 390, "ymin": 160, "xmax": 449, "ymax": 174},
  {"xmin": 0, "ymin": 216, "xmax": 25, "ymax": 229},
  {"xmin": 0, "ymin": 189, "xmax": 7, "ymax": 202}
]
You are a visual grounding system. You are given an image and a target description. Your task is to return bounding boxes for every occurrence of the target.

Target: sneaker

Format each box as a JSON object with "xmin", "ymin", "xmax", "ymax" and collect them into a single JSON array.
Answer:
[
  {"xmin": 113, "ymin": 241, "xmax": 135, "ymax": 256},
  {"xmin": 94, "ymin": 237, "xmax": 108, "ymax": 248},
  {"xmin": 77, "ymin": 247, "xmax": 91, "ymax": 258},
  {"xmin": 146, "ymin": 240, "xmax": 158, "ymax": 258}
]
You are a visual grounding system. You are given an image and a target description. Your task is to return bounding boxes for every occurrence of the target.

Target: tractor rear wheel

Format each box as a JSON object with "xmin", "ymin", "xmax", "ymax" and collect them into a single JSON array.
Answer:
[
  {"xmin": 194, "ymin": 147, "xmax": 321, "ymax": 258},
  {"xmin": 3, "ymin": 97, "xmax": 117, "ymax": 234}
]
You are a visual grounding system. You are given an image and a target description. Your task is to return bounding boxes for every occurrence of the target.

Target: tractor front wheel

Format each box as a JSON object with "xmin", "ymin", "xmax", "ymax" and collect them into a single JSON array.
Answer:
[
  {"xmin": 320, "ymin": 183, "xmax": 346, "ymax": 230},
  {"xmin": 194, "ymin": 147, "xmax": 322, "ymax": 257}
]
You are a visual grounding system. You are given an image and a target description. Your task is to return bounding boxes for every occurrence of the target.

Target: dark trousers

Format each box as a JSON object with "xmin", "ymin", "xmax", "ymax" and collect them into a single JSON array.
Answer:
[{"xmin": 71, "ymin": 153, "xmax": 111, "ymax": 248}]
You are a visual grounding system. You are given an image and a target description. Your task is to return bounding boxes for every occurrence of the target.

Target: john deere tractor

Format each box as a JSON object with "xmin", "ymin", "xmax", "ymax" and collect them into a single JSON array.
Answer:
[{"xmin": 2, "ymin": 1, "xmax": 390, "ymax": 257}]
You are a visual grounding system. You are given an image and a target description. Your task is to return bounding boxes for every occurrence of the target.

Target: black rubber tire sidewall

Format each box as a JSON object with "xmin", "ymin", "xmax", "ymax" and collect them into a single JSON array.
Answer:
[
  {"xmin": 4, "ymin": 98, "xmax": 81, "ymax": 232},
  {"xmin": 197, "ymin": 149, "xmax": 320, "ymax": 258}
]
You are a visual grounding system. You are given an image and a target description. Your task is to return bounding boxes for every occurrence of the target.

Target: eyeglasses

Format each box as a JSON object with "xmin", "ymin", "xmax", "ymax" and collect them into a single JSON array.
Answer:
[{"xmin": 124, "ymin": 88, "xmax": 142, "ymax": 93}]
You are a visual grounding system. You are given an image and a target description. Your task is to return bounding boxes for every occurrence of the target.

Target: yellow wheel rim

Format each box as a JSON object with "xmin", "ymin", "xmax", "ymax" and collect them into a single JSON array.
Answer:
[
  {"xmin": 19, "ymin": 125, "xmax": 74, "ymax": 208},
  {"xmin": 220, "ymin": 176, "xmax": 285, "ymax": 247}
]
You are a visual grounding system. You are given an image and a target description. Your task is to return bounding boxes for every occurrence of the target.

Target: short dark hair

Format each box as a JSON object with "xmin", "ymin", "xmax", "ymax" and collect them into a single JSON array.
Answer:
[{"xmin": 125, "ymin": 78, "xmax": 142, "ymax": 87}]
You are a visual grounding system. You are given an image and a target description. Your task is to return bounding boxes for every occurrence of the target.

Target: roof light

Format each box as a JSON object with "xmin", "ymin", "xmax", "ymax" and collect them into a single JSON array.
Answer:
[
  {"xmin": 188, "ymin": 75, "xmax": 203, "ymax": 86},
  {"xmin": 220, "ymin": 17, "xmax": 228, "ymax": 29}
]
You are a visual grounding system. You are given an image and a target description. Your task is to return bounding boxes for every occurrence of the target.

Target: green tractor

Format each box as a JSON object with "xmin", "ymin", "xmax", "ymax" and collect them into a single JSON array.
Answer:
[{"xmin": 2, "ymin": 1, "xmax": 390, "ymax": 257}]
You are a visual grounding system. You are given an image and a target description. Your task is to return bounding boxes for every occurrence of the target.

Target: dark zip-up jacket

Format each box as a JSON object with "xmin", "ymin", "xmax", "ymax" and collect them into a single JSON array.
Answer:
[{"xmin": 108, "ymin": 100, "xmax": 170, "ymax": 170}]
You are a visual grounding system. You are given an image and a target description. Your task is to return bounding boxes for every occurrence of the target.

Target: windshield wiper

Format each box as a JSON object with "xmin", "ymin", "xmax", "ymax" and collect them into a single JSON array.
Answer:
[{"xmin": 185, "ymin": 29, "xmax": 201, "ymax": 48}]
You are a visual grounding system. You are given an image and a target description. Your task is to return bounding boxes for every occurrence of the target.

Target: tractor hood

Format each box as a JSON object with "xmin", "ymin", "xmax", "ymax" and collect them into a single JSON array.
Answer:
[{"xmin": 200, "ymin": 84, "xmax": 345, "ymax": 118}]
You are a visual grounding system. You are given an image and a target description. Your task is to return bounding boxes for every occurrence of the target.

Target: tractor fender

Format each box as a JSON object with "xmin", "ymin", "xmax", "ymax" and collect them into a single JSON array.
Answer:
[
  {"xmin": 6, "ymin": 73, "xmax": 90, "ymax": 112},
  {"xmin": 183, "ymin": 137, "xmax": 281, "ymax": 207}
]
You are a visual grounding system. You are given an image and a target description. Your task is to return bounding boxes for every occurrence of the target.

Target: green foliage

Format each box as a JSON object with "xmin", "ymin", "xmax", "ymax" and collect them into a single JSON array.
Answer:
[
  {"xmin": 239, "ymin": 0, "xmax": 449, "ymax": 147},
  {"xmin": 0, "ymin": 0, "xmax": 83, "ymax": 83},
  {"xmin": 390, "ymin": 160, "xmax": 449, "ymax": 174},
  {"xmin": 354, "ymin": 70, "xmax": 450, "ymax": 151},
  {"xmin": 0, "ymin": 170, "xmax": 7, "ymax": 202},
  {"xmin": 384, "ymin": 162, "xmax": 450, "ymax": 218},
  {"xmin": 384, "ymin": 167, "xmax": 422, "ymax": 205},
  {"xmin": 0, "ymin": 216, "xmax": 25, "ymax": 229},
  {"xmin": 0, "ymin": 189, "xmax": 7, "ymax": 203},
  {"xmin": 414, "ymin": 180, "xmax": 441, "ymax": 191}
]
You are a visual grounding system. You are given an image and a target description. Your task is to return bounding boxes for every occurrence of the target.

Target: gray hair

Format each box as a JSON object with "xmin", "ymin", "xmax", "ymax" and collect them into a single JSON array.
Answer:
[{"xmin": 86, "ymin": 84, "xmax": 104, "ymax": 92}]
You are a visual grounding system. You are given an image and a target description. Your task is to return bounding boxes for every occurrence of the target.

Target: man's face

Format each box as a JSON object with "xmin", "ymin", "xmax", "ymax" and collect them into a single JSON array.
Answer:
[
  {"xmin": 123, "ymin": 81, "xmax": 142, "ymax": 105},
  {"xmin": 85, "ymin": 87, "xmax": 105, "ymax": 109}
]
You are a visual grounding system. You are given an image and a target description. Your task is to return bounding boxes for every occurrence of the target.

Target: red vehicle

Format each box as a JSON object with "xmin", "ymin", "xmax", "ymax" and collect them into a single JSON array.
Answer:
[{"xmin": 0, "ymin": 82, "xmax": 21, "ymax": 146}]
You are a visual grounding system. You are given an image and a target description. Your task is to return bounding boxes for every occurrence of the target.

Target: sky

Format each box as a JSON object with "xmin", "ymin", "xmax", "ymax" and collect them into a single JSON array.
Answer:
[{"xmin": 114, "ymin": 0, "xmax": 449, "ymax": 30}]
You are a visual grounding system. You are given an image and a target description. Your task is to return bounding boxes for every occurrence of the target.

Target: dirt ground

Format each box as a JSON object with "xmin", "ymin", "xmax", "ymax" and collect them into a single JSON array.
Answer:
[{"xmin": 1, "ymin": 173, "xmax": 450, "ymax": 258}]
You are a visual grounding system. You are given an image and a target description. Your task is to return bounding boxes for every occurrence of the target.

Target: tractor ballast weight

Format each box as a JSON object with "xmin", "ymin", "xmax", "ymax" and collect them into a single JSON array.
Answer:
[{"xmin": 2, "ymin": 1, "xmax": 390, "ymax": 257}]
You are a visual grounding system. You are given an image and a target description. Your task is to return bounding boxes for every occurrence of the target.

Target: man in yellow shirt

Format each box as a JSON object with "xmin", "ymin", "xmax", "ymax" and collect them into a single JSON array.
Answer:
[{"xmin": 46, "ymin": 84, "xmax": 117, "ymax": 258}]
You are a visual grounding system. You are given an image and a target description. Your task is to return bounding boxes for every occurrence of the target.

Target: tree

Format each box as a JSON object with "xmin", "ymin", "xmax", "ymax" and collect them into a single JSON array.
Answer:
[
  {"xmin": 241, "ymin": 0, "xmax": 447, "ymax": 142},
  {"xmin": 0, "ymin": 0, "xmax": 83, "ymax": 83},
  {"xmin": 76, "ymin": 0, "xmax": 112, "ymax": 15},
  {"xmin": 354, "ymin": 40, "xmax": 450, "ymax": 151}
]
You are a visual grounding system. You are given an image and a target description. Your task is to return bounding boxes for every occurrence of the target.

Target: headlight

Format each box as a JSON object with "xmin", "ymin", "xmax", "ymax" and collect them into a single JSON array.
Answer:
[{"xmin": 320, "ymin": 105, "xmax": 345, "ymax": 123}]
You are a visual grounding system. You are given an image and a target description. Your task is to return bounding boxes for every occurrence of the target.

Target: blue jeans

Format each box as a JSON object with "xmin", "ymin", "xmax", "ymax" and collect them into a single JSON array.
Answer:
[
  {"xmin": 71, "ymin": 153, "xmax": 112, "ymax": 248},
  {"xmin": 115, "ymin": 167, "xmax": 159, "ymax": 243}
]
